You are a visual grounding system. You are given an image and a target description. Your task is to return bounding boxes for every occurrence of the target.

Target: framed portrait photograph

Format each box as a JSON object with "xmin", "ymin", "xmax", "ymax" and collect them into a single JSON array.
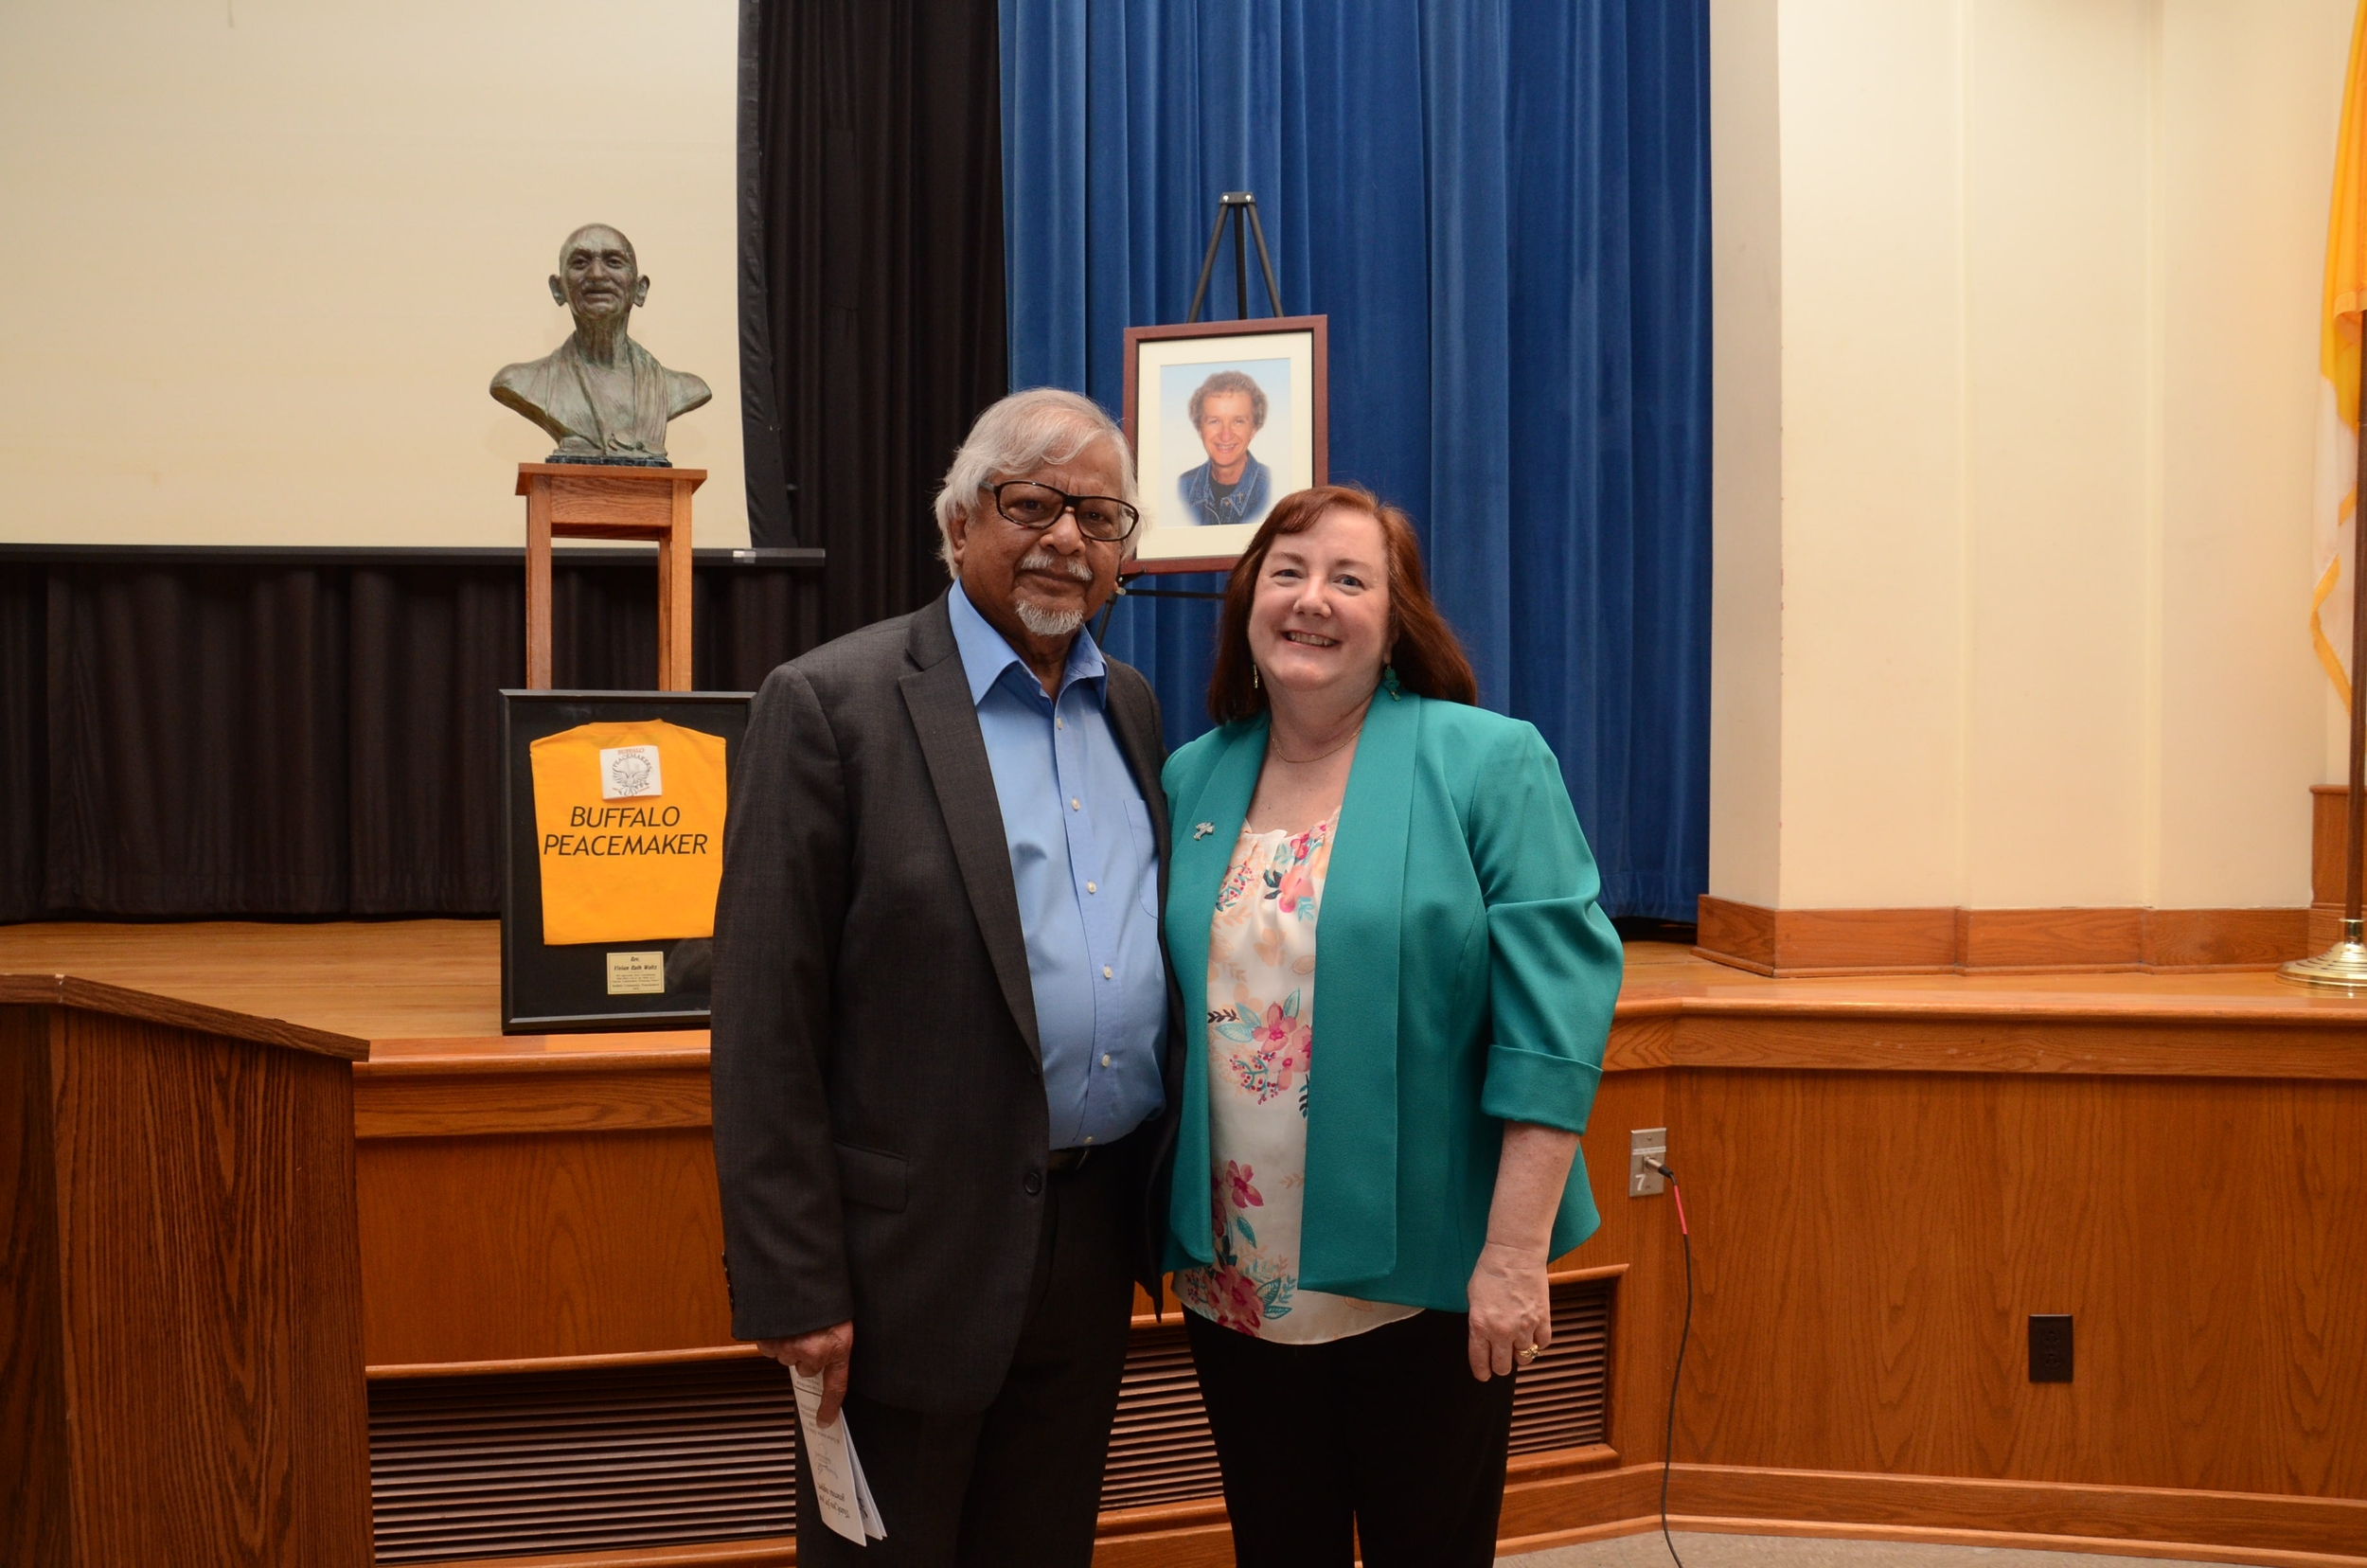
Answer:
[
  {"xmin": 500, "ymin": 688, "xmax": 752, "ymax": 1033},
  {"xmin": 1122, "ymin": 315, "xmax": 1328, "ymax": 571}
]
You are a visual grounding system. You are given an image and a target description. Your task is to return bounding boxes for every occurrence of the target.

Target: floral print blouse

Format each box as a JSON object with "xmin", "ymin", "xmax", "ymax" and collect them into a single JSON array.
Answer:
[{"xmin": 1173, "ymin": 817, "xmax": 1422, "ymax": 1345}]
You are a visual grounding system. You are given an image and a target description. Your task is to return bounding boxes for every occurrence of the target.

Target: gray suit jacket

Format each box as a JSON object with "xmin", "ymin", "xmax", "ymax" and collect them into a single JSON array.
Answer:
[{"xmin": 709, "ymin": 592, "xmax": 1184, "ymax": 1413}]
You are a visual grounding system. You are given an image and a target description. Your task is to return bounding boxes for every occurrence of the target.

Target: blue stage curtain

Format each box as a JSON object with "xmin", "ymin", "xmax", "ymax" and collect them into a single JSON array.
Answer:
[{"xmin": 1000, "ymin": 0, "xmax": 1708, "ymax": 921}]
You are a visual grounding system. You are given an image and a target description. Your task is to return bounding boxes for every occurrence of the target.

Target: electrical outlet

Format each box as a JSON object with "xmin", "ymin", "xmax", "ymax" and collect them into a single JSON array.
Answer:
[
  {"xmin": 2029, "ymin": 1313, "xmax": 2073, "ymax": 1382},
  {"xmin": 1628, "ymin": 1128, "xmax": 1667, "ymax": 1197}
]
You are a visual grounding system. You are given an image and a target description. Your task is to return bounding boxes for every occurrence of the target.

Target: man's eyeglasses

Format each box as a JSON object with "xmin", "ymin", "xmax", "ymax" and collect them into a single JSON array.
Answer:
[{"xmin": 984, "ymin": 481, "xmax": 1140, "ymax": 543}]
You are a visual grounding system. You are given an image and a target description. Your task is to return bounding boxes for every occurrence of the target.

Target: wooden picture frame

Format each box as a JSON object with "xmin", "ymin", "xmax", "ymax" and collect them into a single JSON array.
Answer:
[{"xmin": 1121, "ymin": 314, "xmax": 1328, "ymax": 575}]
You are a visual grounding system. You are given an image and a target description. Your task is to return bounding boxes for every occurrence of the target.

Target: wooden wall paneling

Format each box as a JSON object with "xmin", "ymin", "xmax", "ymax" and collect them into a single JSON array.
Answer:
[
  {"xmin": 1552, "ymin": 1068, "xmax": 1673, "ymax": 1470},
  {"xmin": 354, "ymin": 1128, "xmax": 734, "ymax": 1368},
  {"xmin": 1495, "ymin": 1462, "xmax": 1664, "ymax": 1553},
  {"xmin": 1671, "ymin": 1009, "xmax": 2367, "ymax": 1082},
  {"xmin": 1665, "ymin": 1068, "xmax": 2367, "ymax": 1499},
  {"xmin": 0, "ymin": 1006, "xmax": 70, "ymax": 1567},
  {"xmin": 47, "ymin": 1008, "xmax": 374, "ymax": 1565},
  {"xmin": 2313, "ymin": 785, "xmax": 2348, "ymax": 906},
  {"xmin": 2313, "ymin": 786, "xmax": 2350, "ymax": 952},
  {"xmin": 1602, "ymin": 1008, "xmax": 1677, "ymax": 1073},
  {"xmin": 2138, "ymin": 908, "xmax": 2309, "ymax": 970},
  {"xmin": 1777, "ymin": 907, "xmax": 1961, "ymax": 972},
  {"xmin": 1956, "ymin": 907, "xmax": 2145, "ymax": 971},
  {"xmin": 1694, "ymin": 899, "xmax": 1959, "ymax": 976},
  {"xmin": 351, "ymin": 1058, "xmax": 714, "ymax": 1139},
  {"xmin": 1694, "ymin": 895, "xmax": 1776, "ymax": 972}
]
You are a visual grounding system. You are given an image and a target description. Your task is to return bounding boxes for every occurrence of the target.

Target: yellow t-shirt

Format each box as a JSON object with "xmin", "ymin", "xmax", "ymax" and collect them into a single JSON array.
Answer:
[{"xmin": 527, "ymin": 719, "xmax": 728, "ymax": 946}]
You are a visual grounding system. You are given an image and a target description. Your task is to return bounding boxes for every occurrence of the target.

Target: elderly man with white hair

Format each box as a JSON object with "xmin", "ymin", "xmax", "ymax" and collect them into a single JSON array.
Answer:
[{"xmin": 710, "ymin": 388, "xmax": 1182, "ymax": 1567}]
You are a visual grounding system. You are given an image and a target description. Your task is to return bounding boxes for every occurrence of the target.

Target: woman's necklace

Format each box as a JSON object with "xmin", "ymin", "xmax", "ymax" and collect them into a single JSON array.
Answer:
[{"xmin": 1270, "ymin": 722, "xmax": 1362, "ymax": 767}]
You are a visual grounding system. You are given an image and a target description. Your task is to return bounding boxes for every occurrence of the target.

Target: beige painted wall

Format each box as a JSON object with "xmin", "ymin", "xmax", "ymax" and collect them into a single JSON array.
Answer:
[
  {"xmin": 0, "ymin": 0, "xmax": 746, "ymax": 548},
  {"xmin": 1711, "ymin": 0, "xmax": 2349, "ymax": 911}
]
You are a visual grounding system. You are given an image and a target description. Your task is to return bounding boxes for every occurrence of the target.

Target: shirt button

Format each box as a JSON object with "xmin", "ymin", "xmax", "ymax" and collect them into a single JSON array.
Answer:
[
  {"xmin": 1101, "ymin": 1053, "xmax": 1112, "ymax": 1067},
  {"xmin": 1070, "ymin": 798, "xmax": 1081, "ymax": 811},
  {"xmin": 1103, "ymin": 966, "xmax": 1113, "ymax": 979},
  {"xmin": 1086, "ymin": 882, "xmax": 1097, "ymax": 894},
  {"xmin": 1057, "ymin": 717, "xmax": 1064, "ymax": 729}
]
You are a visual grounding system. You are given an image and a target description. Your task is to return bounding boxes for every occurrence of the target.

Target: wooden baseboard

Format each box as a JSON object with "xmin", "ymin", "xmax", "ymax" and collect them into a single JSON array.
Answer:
[
  {"xmin": 1696, "ymin": 896, "xmax": 2310, "ymax": 976},
  {"xmin": 429, "ymin": 1542, "xmax": 796, "ymax": 1568},
  {"xmin": 1668, "ymin": 1465, "xmax": 2367, "ymax": 1564},
  {"xmin": 2314, "ymin": 785, "xmax": 2348, "ymax": 904},
  {"xmin": 1664, "ymin": 1518, "xmax": 2361, "ymax": 1568},
  {"xmin": 423, "ymin": 1463, "xmax": 2367, "ymax": 1567}
]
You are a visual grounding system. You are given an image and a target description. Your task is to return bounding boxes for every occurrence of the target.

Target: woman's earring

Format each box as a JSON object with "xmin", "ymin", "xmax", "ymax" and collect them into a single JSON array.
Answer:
[
  {"xmin": 1382, "ymin": 665, "xmax": 1402, "ymax": 700},
  {"xmin": 1252, "ymin": 663, "xmax": 1261, "ymax": 690}
]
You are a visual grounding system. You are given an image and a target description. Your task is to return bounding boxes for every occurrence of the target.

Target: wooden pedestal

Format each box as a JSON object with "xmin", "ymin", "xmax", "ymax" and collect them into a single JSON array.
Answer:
[{"xmin": 518, "ymin": 463, "xmax": 706, "ymax": 692}]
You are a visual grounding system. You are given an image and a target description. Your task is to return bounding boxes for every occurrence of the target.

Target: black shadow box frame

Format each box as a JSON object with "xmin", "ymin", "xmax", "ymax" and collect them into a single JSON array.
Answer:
[{"xmin": 500, "ymin": 689, "xmax": 753, "ymax": 1033}]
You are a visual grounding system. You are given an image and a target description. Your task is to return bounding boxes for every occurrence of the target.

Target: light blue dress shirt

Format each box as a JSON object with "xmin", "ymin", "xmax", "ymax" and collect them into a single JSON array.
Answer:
[{"xmin": 947, "ymin": 582, "xmax": 1168, "ymax": 1148}]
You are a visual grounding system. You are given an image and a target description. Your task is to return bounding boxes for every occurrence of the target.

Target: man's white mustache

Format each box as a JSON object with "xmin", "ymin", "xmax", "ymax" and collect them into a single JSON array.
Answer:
[{"xmin": 1017, "ymin": 549, "xmax": 1094, "ymax": 583}]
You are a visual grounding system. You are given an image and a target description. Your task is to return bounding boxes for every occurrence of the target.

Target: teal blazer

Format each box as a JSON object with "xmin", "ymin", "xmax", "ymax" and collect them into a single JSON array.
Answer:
[{"xmin": 1160, "ymin": 691, "xmax": 1624, "ymax": 1310}]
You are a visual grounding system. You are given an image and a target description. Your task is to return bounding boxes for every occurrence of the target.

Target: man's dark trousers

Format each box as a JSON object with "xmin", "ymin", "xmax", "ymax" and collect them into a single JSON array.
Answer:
[{"xmin": 791, "ymin": 1140, "xmax": 1139, "ymax": 1566}]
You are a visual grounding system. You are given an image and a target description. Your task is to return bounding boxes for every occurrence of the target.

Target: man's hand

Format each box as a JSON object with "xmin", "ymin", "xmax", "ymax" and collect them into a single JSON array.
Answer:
[{"xmin": 759, "ymin": 1320, "xmax": 854, "ymax": 1426}]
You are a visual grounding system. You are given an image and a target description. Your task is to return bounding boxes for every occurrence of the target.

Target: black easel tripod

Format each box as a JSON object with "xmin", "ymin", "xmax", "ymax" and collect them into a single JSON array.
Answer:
[
  {"xmin": 1093, "ymin": 192, "xmax": 1288, "ymax": 641},
  {"xmin": 1186, "ymin": 191, "xmax": 1284, "ymax": 323}
]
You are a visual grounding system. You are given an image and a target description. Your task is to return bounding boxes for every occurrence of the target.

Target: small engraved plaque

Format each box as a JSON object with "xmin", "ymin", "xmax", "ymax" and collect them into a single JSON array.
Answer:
[{"xmin": 605, "ymin": 951, "xmax": 667, "ymax": 994}]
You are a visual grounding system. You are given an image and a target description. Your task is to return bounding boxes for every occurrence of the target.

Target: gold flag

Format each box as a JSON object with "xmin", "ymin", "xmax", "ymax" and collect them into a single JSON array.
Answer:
[{"xmin": 2311, "ymin": 0, "xmax": 2367, "ymax": 704}]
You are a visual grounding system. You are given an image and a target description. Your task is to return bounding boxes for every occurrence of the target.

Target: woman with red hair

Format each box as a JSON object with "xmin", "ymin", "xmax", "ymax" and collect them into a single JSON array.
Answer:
[{"xmin": 1161, "ymin": 485, "xmax": 1623, "ymax": 1566}]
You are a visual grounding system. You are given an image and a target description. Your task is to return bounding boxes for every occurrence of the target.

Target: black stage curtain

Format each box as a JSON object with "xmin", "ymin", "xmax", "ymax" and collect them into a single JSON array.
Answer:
[
  {"xmin": 0, "ymin": 565, "xmax": 45, "ymax": 922},
  {"xmin": 2, "ymin": 553, "xmax": 822, "ymax": 922},
  {"xmin": 739, "ymin": 0, "xmax": 1007, "ymax": 634}
]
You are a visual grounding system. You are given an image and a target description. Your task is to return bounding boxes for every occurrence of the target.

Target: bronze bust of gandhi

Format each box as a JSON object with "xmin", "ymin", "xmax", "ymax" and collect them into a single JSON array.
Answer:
[{"xmin": 490, "ymin": 224, "xmax": 711, "ymax": 465}]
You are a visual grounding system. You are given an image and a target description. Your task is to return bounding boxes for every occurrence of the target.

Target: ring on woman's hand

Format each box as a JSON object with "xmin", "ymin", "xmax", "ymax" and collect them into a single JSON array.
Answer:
[{"xmin": 1518, "ymin": 1345, "xmax": 1541, "ymax": 1362}]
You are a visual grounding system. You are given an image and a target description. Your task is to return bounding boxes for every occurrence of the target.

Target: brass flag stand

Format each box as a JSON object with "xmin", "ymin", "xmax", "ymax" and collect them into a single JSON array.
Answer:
[{"xmin": 2282, "ymin": 343, "xmax": 2367, "ymax": 988}]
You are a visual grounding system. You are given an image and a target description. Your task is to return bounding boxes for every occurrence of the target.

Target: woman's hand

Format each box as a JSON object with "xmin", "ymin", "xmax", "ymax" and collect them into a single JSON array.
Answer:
[
  {"xmin": 1466, "ymin": 1239, "xmax": 1553, "ymax": 1379},
  {"xmin": 1468, "ymin": 1120, "xmax": 1581, "ymax": 1380}
]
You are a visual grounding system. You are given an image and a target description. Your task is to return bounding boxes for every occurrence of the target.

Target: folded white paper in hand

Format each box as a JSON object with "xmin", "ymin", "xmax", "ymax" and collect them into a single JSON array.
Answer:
[{"xmin": 792, "ymin": 1369, "xmax": 886, "ymax": 1544}]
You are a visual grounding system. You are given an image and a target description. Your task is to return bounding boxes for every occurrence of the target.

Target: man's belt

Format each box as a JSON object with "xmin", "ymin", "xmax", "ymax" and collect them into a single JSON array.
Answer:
[{"xmin": 1046, "ymin": 1123, "xmax": 1146, "ymax": 1177}]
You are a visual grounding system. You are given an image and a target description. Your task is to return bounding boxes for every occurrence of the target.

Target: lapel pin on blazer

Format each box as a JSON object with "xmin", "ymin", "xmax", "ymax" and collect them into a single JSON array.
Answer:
[{"xmin": 1193, "ymin": 822, "xmax": 1216, "ymax": 839}]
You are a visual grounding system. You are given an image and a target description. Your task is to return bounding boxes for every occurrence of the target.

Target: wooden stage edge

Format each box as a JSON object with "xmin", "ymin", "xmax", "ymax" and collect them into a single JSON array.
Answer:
[{"xmin": 5, "ymin": 920, "xmax": 2365, "ymax": 1568}]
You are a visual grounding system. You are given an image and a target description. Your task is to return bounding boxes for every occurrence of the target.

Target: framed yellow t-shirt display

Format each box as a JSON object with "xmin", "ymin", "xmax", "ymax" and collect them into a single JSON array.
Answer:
[
  {"xmin": 500, "ymin": 691, "xmax": 751, "ymax": 1032},
  {"xmin": 528, "ymin": 718, "xmax": 728, "ymax": 946}
]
